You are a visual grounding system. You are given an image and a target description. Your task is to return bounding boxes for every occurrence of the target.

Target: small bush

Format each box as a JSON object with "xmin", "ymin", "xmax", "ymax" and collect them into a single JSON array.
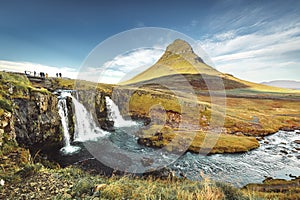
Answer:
[
  {"xmin": 216, "ymin": 182, "xmax": 249, "ymax": 200},
  {"xmin": 71, "ymin": 177, "xmax": 95, "ymax": 196},
  {"xmin": 15, "ymin": 163, "xmax": 42, "ymax": 179},
  {"xmin": 0, "ymin": 99, "xmax": 12, "ymax": 112}
]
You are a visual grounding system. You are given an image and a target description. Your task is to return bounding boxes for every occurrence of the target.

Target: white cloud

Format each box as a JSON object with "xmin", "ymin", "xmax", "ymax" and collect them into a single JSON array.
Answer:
[
  {"xmin": 0, "ymin": 60, "xmax": 78, "ymax": 78},
  {"xmin": 199, "ymin": 25, "xmax": 300, "ymax": 82},
  {"xmin": 98, "ymin": 48, "xmax": 164, "ymax": 83}
]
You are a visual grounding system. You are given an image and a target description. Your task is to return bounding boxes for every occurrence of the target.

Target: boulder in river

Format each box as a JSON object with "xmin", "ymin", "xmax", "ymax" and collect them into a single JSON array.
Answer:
[{"xmin": 293, "ymin": 140, "xmax": 300, "ymax": 144}]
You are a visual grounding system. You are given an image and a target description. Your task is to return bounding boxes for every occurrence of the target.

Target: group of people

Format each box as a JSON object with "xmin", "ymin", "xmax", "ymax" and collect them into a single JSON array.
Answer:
[
  {"xmin": 24, "ymin": 71, "xmax": 62, "ymax": 78},
  {"xmin": 38, "ymin": 72, "xmax": 48, "ymax": 78}
]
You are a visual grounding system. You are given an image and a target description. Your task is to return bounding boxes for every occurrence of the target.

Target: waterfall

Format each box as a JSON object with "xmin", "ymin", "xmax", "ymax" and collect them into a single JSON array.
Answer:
[
  {"xmin": 57, "ymin": 92, "xmax": 80, "ymax": 154},
  {"xmin": 105, "ymin": 96, "xmax": 137, "ymax": 127},
  {"xmin": 57, "ymin": 90, "xmax": 109, "ymax": 154},
  {"xmin": 72, "ymin": 97, "xmax": 109, "ymax": 141}
]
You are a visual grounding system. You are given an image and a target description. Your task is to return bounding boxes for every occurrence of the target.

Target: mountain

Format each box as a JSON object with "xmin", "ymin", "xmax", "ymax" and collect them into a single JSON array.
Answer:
[
  {"xmin": 120, "ymin": 39, "xmax": 221, "ymax": 85},
  {"xmin": 261, "ymin": 80, "xmax": 300, "ymax": 90},
  {"xmin": 120, "ymin": 39, "xmax": 272, "ymax": 91},
  {"xmin": 118, "ymin": 39, "xmax": 300, "ymax": 97}
]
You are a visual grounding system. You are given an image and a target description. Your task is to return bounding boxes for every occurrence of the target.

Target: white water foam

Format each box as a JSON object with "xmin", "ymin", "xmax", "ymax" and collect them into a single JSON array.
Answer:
[
  {"xmin": 105, "ymin": 96, "xmax": 137, "ymax": 127},
  {"xmin": 72, "ymin": 96, "xmax": 109, "ymax": 142}
]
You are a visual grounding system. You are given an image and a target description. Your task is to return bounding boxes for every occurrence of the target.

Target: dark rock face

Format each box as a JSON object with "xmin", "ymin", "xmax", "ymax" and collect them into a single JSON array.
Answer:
[
  {"xmin": 13, "ymin": 91, "xmax": 63, "ymax": 148},
  {"xmin": 65, "ymin": 96, "xmax": 75, "ymax": 141}
]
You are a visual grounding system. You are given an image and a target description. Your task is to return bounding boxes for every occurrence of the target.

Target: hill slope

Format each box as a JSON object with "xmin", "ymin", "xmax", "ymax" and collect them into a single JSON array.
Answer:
[
  {"xmin": 120, "ymin": 39, "xmax": 221, "ymax": 85},
  {"xmin": 261, "ymin": 80, "xmax": 300, "ymax": 90}
]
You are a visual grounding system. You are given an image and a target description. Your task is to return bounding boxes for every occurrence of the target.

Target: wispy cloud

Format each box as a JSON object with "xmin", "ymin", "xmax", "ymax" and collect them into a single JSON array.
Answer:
[{"xmin": 199, "ymin": 21, "xmax": 300, "ymax": 82}]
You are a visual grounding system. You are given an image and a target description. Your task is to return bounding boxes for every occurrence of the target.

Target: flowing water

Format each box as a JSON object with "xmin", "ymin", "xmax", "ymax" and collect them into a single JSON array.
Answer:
[
  {"xmin": 56, "ymin": 91, "xmax": 300, "ymax": 187},
  {"xmin": 72, "ymin": 97, "xmax": 109, "ymax": 142},
  {"xmin": 105, "ymin": 96, "xmax": 137, "ymax": 127},
  {"xmin": 57, "ymin": 92, "xmax": 80, "ymax": 154},
  {"xmin": 57, "ymin": 91, "xmax": 109, "ymax": 154},
  {"xmin": 171, "ymin": 130, "xmax": 300, "ymax": 187}
]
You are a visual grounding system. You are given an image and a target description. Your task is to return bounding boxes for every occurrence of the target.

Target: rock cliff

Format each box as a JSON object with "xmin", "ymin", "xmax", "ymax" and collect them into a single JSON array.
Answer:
[
  {"xmin": 0, "ymin": 72, "xmax": 63, "ymax": 150},
  {"xmin": 13, "ymin": 91, "xmax": 62, "ymax": 148}
]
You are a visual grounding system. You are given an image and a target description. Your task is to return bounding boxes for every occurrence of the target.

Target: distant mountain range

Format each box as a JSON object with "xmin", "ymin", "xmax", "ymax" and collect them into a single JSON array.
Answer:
[{"xmin": 261, "ymin": 80, "xmax": 300, "ymax": 90}]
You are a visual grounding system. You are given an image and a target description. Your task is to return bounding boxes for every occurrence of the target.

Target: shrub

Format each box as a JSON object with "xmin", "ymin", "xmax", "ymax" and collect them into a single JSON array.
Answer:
[
  {"xmin": 71, "ymin": 177, "xmax": 95, "ymax": 196},
  {"xmin": 216, "ymin": 182, "xmax": 249, "ymax": 200},
  {"xmin": 0, "ymin": 99, "xmax": 12, "ymax": 112}
]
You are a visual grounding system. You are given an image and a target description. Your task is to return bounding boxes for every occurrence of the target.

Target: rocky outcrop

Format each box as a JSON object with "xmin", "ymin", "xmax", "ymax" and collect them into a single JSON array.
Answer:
[
  {"xmin": 13, "ymin": 91, "xmax": 63, "ymax": 148},
  {"xmin": 0, "ymin": 111, "xmax": 16, "ymax": 149}
]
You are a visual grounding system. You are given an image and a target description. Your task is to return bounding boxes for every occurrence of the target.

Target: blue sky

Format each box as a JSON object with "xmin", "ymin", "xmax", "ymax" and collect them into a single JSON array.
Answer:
[{"xmin": 0, "ymin": 0, "xmax": 300, "ymax": 83}]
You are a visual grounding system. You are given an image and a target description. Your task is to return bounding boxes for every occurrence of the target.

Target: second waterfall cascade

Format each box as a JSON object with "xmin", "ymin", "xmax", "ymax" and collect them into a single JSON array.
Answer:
[{"xmin": 105, "ymin": 96, "xmax": 137, "ymax": 127}]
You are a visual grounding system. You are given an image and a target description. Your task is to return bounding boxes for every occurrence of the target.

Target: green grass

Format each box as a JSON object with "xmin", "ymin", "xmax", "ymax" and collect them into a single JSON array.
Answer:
[
  {"xmin": 3, "ymin": 159, "xmax": 296, "ymax": 200},
  {"xmin": 139, "ymin": 125, "xmax": 260, "ymax": 154},
  {"xmin": 49, "ymin": 77, "xmax": 114, "ymax": 94},
  {"xmin": 1, "ymin": 163, "xmax": 257, "ymax": 200},
  {"xmin": 243, "ymin": 177, "xmax": 300, "ymax": 200},
  {"xmin": 0, "ymin": 72, "xmax": 53, "ymax": 114}
]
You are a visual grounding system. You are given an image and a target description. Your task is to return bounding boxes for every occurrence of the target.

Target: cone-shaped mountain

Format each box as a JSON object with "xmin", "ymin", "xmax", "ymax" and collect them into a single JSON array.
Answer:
[{"xmin": 121, "ymin": 39, "xmax": 221, "ymax": 85}]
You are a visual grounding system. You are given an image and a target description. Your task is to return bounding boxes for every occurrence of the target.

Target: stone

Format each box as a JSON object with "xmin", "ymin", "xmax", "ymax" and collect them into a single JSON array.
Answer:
[
  {"xmin": 62, "ymin": 193, "xmax": 72, "ymax": 199},
  {"xmin": 141, "ymin": 157, "xmax": 154, "ymax": 167},
  {"xmin": 1, "ymin": 120, "xmax": 8, "ymax": 128},
  {"xmin": 280, "ymin": 142, "xmax": 287, "ymax": 145},
  {"xmin": 280, "ymin": 150, "xmax": 288, "ymax": 154},
  {"xmin": 294, "ymin": 140, "xmax": 300, "ymax": 144},
  {"xmin": 93, "ymin": 184, "xmax": 107, "ymax": 193}
]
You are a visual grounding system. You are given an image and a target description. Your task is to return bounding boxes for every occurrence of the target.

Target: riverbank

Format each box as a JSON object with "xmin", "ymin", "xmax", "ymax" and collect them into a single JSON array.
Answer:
[{"xmin": 1, "ymin": 162, "xmax": 299, "ymax": 200}]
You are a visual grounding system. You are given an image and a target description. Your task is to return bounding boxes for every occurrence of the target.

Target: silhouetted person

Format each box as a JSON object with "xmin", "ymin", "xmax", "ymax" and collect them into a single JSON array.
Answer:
[
  {"xmin": 59, "ymin": 73, "xmax": 62, "ymax": 78},
  {"xmin": 34, "ymin": 71, "xmax": 36, "ymax": 76},
  {"xmin": 40, "ymin": 72, "xmax": 45, "ymax": 78},
  {"xmin": 56, "ymin": 73, "xmax": 58, "ymax": 77}
]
